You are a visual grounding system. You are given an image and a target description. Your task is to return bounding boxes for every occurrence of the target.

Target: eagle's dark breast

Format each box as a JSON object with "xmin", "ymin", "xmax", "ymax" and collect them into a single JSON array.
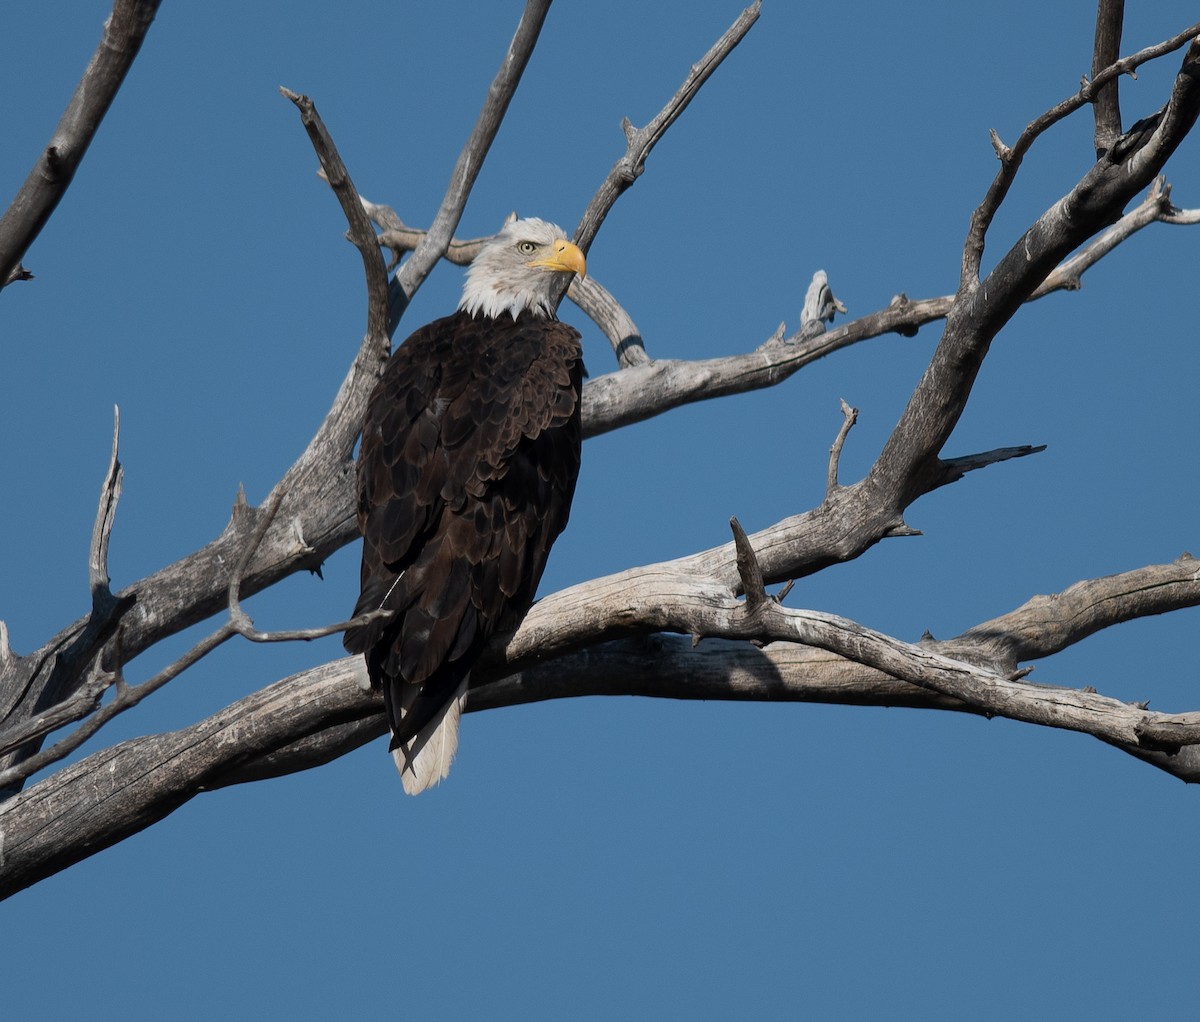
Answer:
[{"xmin": 343, "ymin": 308, "xmax": 583, "ymax": 748}]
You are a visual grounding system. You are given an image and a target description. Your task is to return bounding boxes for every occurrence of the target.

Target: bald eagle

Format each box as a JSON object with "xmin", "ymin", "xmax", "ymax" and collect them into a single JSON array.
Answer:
[{"xmin": 344, "ymin": 218, "xmax": 587, "ymax": 793}]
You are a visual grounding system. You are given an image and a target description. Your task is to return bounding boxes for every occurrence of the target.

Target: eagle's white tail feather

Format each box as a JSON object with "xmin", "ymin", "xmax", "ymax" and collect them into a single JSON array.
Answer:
[{"xmin": 392, "ymin": 679, "xmax": 468, "ymax": 795}]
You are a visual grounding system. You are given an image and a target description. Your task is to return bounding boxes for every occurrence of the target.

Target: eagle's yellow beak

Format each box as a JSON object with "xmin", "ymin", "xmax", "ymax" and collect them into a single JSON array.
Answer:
[{"xmin": 529, "ymin": 239, "xmax": 587, "ymax": 279}]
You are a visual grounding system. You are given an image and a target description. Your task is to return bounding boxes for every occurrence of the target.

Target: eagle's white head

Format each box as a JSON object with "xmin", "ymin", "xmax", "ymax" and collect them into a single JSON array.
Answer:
[{"xmin": 458, "ymin": 217, "xmax": 587, "ymax": 320}]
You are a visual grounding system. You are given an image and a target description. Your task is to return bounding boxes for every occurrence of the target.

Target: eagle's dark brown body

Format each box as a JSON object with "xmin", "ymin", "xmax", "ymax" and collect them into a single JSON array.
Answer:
[{"xmin": 343, "ymin": 307, "xmax": 583, "ymax": 773}]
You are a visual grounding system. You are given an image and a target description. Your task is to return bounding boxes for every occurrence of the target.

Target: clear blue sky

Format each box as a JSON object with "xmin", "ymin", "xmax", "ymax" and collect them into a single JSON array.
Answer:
[{"xmin": 3, "ymin": 2, "xmax": 1199, "ymax": 1018}]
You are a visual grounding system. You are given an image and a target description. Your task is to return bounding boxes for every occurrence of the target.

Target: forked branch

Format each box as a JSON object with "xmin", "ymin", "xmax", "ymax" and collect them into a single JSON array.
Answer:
[{"xmin": 961, "ymin": 19, "xmax": 1200, "ymax": 285}]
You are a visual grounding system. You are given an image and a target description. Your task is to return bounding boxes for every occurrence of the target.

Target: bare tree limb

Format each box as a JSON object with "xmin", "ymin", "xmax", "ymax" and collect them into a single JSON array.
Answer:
[
  {"xmin": 569, "ymin": 275, "xmax": 650, "ymax": 367},
  {"xmin": 1033, "ymin": 176, "xmax": 1174, "ymax": 295},
  {"xmin": 390, "ymin": 0, "xmax": 555, "ymax": 331},
  {"xmin": 874, "ymin": 36, "xmax": 1200, "ymax": 530},
  {"xmin": 348, "ymin": 169, "xmax": 1191, "ymax": 438},
  {"xmin": 1, "ymin": 155, "xmax": 1182, "ymax": 786},
  {"xmin": 279, "ymin": 88, "xmax": 389, "ymax": 351},
  {"xmin": 0, "ymin": 657, "xmax": 377, "ymax": 899},
  {"xmin": 0, "ymin": 0, "xmax": 163, "ymax": 292},
  {"xmin": 0, "ymin": 624, "xmax": 236, "ymax": 793},
  {"xmin": 226, "ymin": 492, "xmax": 391, "ymax": 646},
  {"xmin": 88, "ymin": 407, "xmax": 124, "ymax": 606},
  {"xmin": 573, "ymin": 1, "xmax": 761, "ymax": 253},
  {"xmin": 3, "ymin": 556, "xmax": 1198, "ymax": 899},
  {"xmin": 729, "ymin": 517, "xmax": 768, "ymax": 609},
  {"xmin": 0, "ymin": 486, "xmax": 380, "ymax": 787},
  {"xmin": 825, "ymin": 399, "xmax": 858, "ymax": 497},
  {"xmin": 961, "ymin": 19, "xmax": 1200, "ymax": 286}
]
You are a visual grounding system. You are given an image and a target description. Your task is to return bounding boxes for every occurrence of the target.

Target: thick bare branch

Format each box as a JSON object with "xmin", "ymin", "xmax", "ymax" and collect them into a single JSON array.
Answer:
[
  {"xmin": 0, "ymin": 657, "xmax": 378, "ymax": 899},
  {"xmin": 4, "ymin": 556, "xmax": 1198, "ymax": 899},
  {"xmin": 0, "ymin": 0, "xmax": 163, "ymax": 292},
  {"xmin": 1033, "ymin": 177, "xmax": 1174, "ymax": 295}
]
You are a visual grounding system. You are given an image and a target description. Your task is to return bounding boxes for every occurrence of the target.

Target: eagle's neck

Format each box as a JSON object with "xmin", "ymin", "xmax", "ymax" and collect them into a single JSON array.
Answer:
[{"xmin": 457, "ymin": 283, "xmax": 555, "ymax": 321}]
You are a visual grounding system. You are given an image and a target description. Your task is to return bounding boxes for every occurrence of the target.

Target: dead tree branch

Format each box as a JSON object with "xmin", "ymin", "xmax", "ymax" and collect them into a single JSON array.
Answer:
[
  {"xmin": 390, "ymin": 0, "xmax": 555, "ymax": 331},
  {"xmin": 962, "ymin": 20, "xmax": 1200, "ymax": 286},
  {"xmin": 574, "ymin": 1, "xmax": 761, "ymax": 253},
  {"xmin": 3, "ymin": 555, "xmax": 1198, "ymax": 898},
  {"xmin": 0, "ymin": 0, "xmax": 163, "ymax": 292},
  {"xmin": 1092, "ymin": 0, "xmax": 1126, "ymax": 156}
]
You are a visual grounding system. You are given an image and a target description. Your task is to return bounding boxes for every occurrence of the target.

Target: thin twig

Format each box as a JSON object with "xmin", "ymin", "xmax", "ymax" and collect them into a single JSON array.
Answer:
[
  {"xmin": 0, "ymin": 667, "xmax": 115, "ymax": 759},
  {"xmin": 226, "ymin": 491, "xmax": 393, "ymax": 644},
  {"xmin": 0, "ymin": 624, "xmax": 238, "ymax": 792},
  {"xmin": 574, "ymin": 1, "xmax": 761, "ymax": 255},
  {"xmin": 826, "ymin": 399, "xmax": 858, "ymax": 497},
  {"xmin": 281, "ymin": 88, "xmax": 389, "ymax": 350},
  {"xmin": 392, "ymin": 0, "xmax": 555, "ymax": 331}
]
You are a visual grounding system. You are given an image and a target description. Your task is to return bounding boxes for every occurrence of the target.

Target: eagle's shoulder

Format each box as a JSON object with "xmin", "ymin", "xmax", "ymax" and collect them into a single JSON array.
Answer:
[{"xmin": 354, "ymin": 310, "xmax": 582, "ymax": 567}]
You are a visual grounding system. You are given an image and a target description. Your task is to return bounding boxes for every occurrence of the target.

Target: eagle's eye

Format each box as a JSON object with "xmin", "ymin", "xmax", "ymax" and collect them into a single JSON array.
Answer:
[{"xmin": 517, "ymin": 240, "xmax": 538, "ymax": 255}]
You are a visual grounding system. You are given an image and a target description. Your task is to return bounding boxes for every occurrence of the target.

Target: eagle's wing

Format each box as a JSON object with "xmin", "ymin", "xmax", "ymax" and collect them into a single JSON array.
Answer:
[{"xmin": 344, "ymin": 310, "xmax": 582, "ymax": 791}]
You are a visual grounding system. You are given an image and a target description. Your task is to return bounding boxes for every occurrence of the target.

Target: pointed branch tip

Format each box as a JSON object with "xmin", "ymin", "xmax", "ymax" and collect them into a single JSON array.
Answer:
[{"xmin": 729, "ymin": 516, "xmax": 768, "ymax": 610}]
